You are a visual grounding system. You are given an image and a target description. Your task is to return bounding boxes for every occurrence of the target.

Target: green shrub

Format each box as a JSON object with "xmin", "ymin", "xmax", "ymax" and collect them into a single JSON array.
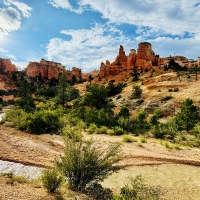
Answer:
[
  {"xmin": 163, "ymin": 141, "xmax": 172, "ymax": 149},
  {"xmin": 153, "ymin": 109, "xmax": 164, "ymax": 118},
  {"xmin": 151, "ymin": 119, "xmax": 178, "ymax": 139},
  {"xmin": 116, "ymin": 95, "xmax": 122, "ymax": 100},
  {"xmin": 56, "ymin": 136, "xmax": 121, "ymax": 191},
  {"xmin": 123, "ymin": 135, "xmax": 134, "ymax": 143},
  {"xmin": 85, "ymin": 182, "xmax": 113, "ymax": 200},
  {"xmin": 193, "ymin": 124, "xmax": 200, "ymax": 138},
  {"xmin": 18, "ymin": 109, "xmax": 62, "ymax": 134},
  {"xmin": 87, "ymin": 123, "xmax": 97, "ymax": 134},
  {"xmin": 41, "ymin": 169, "xmax": 63, "ymax": 193},
  {"xmin": 118, "ymin": 175, "xmax": 164, "ymax": 200},
  {"xmin": 136, "ymin": 99, "xmax": 144, "ymax": 106},
  {"xmin": 111, "ymin": 126, "xmax": 124, "ymax": 135},
  {"xmin": 168, "ymin": 89, "xmax": 173, "ymax": 92},
  {"xmin": 97, "ymin": 126, "xmax": 108, "ymax": 134},
  {"xmin": 5, "ymin": 108, "xmax": 26, "ymax": 127},
  {"xmin": 161, "ymin": 95, "xmax": 172, "ymax": 102},
  {"xmin": 151, "ymin": 124, "xmax": 167, "ymax": 139},
  {"xmin": 140, "ymin": 136, "xmax": 147, "ymax": 143},
  {"xmin": 137, "ymin": 142, "xmax": 143, "ymax": 147},
  {"xmin": 173, "ymin": 144, "xmax": 181, "ymax": 150},
  {"xmin": 131, "ymin": 85, "xmax": 142, "ymax": 99},
  {"xmin": 173, "ymin": 88, "xmax": 179, "ymax": 92}
]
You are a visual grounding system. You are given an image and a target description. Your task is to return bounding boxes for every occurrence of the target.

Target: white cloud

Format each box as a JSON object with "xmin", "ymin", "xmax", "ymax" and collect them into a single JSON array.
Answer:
[
  {"xmin": 46, "ymin": 20, "xmax": 200, "ymax": 72},
  {"xmin": 80, "ymin": 0, "xmax": 200, "ymax": 34},
  {"xmin": 0, "ymin": 7, "xmax": 21, "ymax": 33},
  {"xmin": 46, "ymin": 23, "xmax": 135, "ymax": 72},
  {"xmin": 0, "ymin": 1, "xmax": 32, "ymax": 34},
  {"xmin": 50, "ymin": 0, "xmax": 200, "ymax": 37},
  {"xmin": 5, "ymin": 54, "xmax": 17, "ymax": 60},
  {"xmin": 48, "ymin": 0, "xmax": 83, "ymax": 14},
  {"xmin": 4, "ymin": 0, "xmax": 32, "ymax": 18},
  {"xmin": 0, "ymin": 47, "xmax": 8, "ymax": 53}
]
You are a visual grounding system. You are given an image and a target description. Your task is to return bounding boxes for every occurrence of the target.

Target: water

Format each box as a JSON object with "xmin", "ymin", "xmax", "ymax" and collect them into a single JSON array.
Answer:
[
  {"xmin": 0, "ymin": 160, "xmax": 44, "ymax": 179},
  {"xmin": 0, "ymin": 112, "xmax": 5, "ymax": 122}
]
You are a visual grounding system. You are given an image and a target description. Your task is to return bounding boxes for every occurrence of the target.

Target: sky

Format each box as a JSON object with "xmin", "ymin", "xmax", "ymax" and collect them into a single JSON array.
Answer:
[{"xmin": 0, "ymin": 0, "xmax": 200, "ymax": 72}]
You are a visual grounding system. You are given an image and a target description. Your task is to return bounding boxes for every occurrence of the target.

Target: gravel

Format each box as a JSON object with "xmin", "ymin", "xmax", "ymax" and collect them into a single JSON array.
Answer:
[{"xmin": 0, "ymin": 160, "xmax": 44, "ymax": 179}]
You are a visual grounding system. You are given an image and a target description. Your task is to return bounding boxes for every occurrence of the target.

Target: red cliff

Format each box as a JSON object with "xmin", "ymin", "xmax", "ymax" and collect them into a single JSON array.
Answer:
[
  {"xmin": 0, "ymin": 58, "xmax": 17, "ymax": 73},
  {"xmin": 25, "ymin": 59, "xmax": 82, "ymax": 81}
]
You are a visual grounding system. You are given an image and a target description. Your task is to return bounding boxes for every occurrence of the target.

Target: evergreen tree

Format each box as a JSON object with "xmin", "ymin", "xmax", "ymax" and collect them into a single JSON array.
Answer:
[
  {"xmin": 17, "ymin": 79, "xmax": 35, "ymax": 111},
  {"xmin": 176, "ymin": 98, "xmax": 199, "ymax": 132},
  {"xmin": 118, "ymin": 105, "xmax": 130, "ymax": 119},
  {"xmin": 57, "ymin": 71, "xmax": 68, "ymax": 107},
  {"xmin": 18, "ymin": 79, "xmax": 31, "ymax": 101},
  {"xmin": 131, "ymin": 85, "xmax": 142, "ymax": 99},
  {"xmin": 130, "ymin": 66, "xmax": 140, "ymax": 82},
  {"xmin": 83, "ymin": 84, "xmax": 108, "ymax": 109}
]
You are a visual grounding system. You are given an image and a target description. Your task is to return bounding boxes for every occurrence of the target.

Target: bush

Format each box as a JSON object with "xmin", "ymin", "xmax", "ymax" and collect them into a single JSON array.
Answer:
[
  {"xmin": 123, "ymin": 135, "xmax": 134, "ymax": 143},
  {"xmin": 193, "ymin": 124, "xmax": 200, "ymax": 138},
  {"xmin": 18, "ymin": 109, "xmax": 62, "ymax": 134},
  {"xmin": 116, "ymin": 95, "xmax": 122, "ymax": 100},
  {"xmin": 118, "ymin": 175, "xmax": 164, "ymax": 200},
  {"xmin": 110, "ymin": 126, "xmax": 124, "ymax": 135},
  {"xmin": 5, "ymin": 109, "xmax": 26, "ymax": 127},
  {"xmin": 152, "ymin": 119, "xmax": 178, "ymax": 139},
  {"xmin": 168, "ymin": 89, "xmax": 173, "ymax": 92},
  {"xmin": 131, "ymin": 85, "xmax": 142, "ymax": 99},
  {"xmin": 173, "ymin": 88, "xmax": 179, "ymax": 92},
  {"xmin": 41, "ymin": 169, "xmax": 63, "ymax": 193},
  {"xmin": 85, "ymin": 182, "xmax": 113, "ymax": 200},
  {"xmin": 140, "ymin": 136, "xmax": 147, "ymax": 143},
  {"xmin": 161, "ymin": 95, "xmax": 172, "ymax": 102},
  {"xmin": 87, "ymin": 123, "xmax": 97, "ymax": 134},
  {"xmin": 153, "ymin": 109, "xmax": 164, "ymax": 118},
  {"xmin": 56, "ymin": 136, "xmax": 121, "ymax": 192},
  {"xmin": 97, "ymin": 126, "xmax": 108, "ymax": 134},
  {"xmin": 136, "ymin": 99, "xmax": 144, "ymax": 106}
]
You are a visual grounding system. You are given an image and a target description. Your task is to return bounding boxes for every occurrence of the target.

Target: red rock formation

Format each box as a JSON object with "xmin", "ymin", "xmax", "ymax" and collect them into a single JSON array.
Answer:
[
  {"xmin": 0, "ymin": 58, "xmax": 17, "ymax": 73},
  {"xmin": 100, "ymin": 45, "xmax": 136, "ymax": 78},
  {"xmin": 135, "ymin": 42, "xmax": 155, "ymax": 71},
  {"xmin": 25, "ymin": 59, "xmax": 82, "ymax": 81}
]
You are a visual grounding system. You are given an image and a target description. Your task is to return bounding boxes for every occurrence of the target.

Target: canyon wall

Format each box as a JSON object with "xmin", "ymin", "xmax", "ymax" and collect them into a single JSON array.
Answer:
[
  {"xmin": 0, "ymin": 58, "xmax": 17, "ymax": 74},
  {"xmin": 25, "ymin": 59, "xmax": 82, "ymax": 81}
]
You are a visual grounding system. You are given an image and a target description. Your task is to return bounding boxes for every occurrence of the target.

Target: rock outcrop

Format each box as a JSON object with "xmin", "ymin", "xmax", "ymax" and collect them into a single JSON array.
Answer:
[
  {"xmin": 0, "ymin": 58, "xmax": 17, "ymax": 74},
  {"xmin": 136, "ymin": 42, "xmax": 156, "ymax": 71},
  {"xmin": 99, "ymin": 42, "xmax": 161, "ymax": 78},
  {"xmin": 100, "ymin": 45, "xmax": 136, "ymax": 78},
  {"xmin": 25, "ymin": 59, "xmax": 82, "ymax": 81}
]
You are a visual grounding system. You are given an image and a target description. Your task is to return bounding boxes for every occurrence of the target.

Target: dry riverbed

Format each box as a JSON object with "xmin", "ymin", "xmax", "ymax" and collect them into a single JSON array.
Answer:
[{"xmin": 1, "ymin": 126, "xmax": 200, "ymax": 199}]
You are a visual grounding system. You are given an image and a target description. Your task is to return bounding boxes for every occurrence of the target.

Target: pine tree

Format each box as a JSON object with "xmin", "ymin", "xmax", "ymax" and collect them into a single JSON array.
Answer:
[
  {"xmin": 18, "ymin": 79, "xmax": 31, "ymax": 101},
  {"xmin": 176, "ymin": 98, "xmax": 199, "ymax": 132},
  {"xmin": 130, "ymin": 66, "xmax": 140, "ymax": 82},
  {"xmin": 57, "ymin": 71, "xmax": 68, "ymax": 107}
]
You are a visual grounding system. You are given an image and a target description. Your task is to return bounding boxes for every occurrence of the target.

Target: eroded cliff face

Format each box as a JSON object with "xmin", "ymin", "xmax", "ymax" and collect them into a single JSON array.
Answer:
[
  {"xmin": 25, "ymin": 59, "xmax": 82, "ymax": 81},
  {"xmin": 0, "ymin": 58, "xmax": 17, "ymax": 74},
  {"xmin": 100, "ymin": 45, "xmax": 136, "ymax": 78},
  {"xmin": 99, "ymin": 42, "xmax": 160, "ymax": 78}
]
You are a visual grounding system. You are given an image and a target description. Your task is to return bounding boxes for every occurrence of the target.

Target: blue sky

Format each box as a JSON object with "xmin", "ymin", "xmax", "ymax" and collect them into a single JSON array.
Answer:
[{"xmin": 0, "ymin": 0, "xmax": 200, "ymax": 72}]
